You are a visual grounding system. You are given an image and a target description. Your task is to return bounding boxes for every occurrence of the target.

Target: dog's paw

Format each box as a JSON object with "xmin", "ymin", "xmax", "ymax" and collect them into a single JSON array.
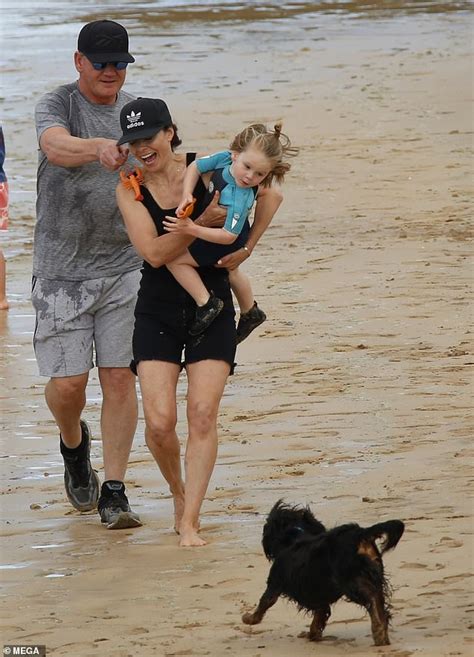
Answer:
[
  {"xmin": 242, "ymin": 612, "xmax": 258, "ymax": 625},
  {"xmin": 298, "ymin": 630, "xmax": 323, "ymax": 642}
]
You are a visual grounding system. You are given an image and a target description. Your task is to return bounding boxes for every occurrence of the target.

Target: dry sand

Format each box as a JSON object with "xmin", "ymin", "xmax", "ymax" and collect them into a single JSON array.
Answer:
[{"xmin": 1, "ymin": 9, "xmax": 473, "ymax": 657}]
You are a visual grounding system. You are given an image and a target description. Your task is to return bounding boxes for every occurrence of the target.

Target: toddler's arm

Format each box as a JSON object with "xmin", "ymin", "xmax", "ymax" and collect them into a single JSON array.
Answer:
[
  {"xmin": 163, "ymin": 216, "xmax": 237, "ymax": 245},
  {"xmin": 176, "ymin": 161, "xmax": 200, "ymax": 217}
]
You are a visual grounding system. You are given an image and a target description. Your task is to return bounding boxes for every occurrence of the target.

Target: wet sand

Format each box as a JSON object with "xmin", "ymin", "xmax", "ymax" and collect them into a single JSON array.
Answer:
[{"xmin": 1, "ymin": 6, "xmax": 473, "ymax": 657}]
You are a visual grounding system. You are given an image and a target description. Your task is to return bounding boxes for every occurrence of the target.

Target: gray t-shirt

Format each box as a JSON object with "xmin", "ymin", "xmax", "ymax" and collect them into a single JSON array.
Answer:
[{"xmin": 33, "ymin": 81, "xmax": 141, "ymax": 280}]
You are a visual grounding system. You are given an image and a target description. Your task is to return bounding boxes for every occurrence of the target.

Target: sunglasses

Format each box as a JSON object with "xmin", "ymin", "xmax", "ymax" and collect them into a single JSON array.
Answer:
[{"xmin": 91, "ymin": 61, "xmax": 129, "ymax": 71}]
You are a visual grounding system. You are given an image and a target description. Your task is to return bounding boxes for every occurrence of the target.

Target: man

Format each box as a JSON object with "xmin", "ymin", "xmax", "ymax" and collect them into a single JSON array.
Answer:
[{"xmin": 32, "ymin": 20, "xmax": 142, "ymax": 529}]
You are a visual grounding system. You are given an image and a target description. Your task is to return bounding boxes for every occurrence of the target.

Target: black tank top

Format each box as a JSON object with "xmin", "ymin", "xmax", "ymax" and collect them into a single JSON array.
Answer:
[{"xmin": 134, "ymin": 153, "xmax": 233, "ymax": 314}]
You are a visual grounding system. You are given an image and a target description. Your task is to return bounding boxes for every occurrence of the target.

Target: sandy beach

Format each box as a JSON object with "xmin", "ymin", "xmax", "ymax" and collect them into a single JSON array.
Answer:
[{"xmin": 1, "ymin": 3, "xmax": 473, "ymax": 656}]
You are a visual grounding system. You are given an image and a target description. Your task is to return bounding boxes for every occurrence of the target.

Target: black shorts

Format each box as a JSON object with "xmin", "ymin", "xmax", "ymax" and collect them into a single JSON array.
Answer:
[{"xmin": 132, "ymin": 305, "xmax": 237, "ymax": 374}]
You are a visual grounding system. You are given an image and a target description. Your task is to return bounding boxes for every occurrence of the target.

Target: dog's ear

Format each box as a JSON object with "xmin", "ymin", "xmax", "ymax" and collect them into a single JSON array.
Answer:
[
  {"xmin": 269, "ymin": 499, "xmax": 286, "ymax": 515},
  {"xmin": 301, "ymin": 507, "xmax": 326, "ymax": 535},
  {"xmin": 362, "ymin": 520, "xmax": 405, "ymax": 554}
]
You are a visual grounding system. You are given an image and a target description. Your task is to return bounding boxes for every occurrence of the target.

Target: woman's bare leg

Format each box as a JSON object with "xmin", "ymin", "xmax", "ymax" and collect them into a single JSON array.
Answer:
[
  {"xmin": 137, "ymin": 360, "xmax": 185, "ymax": 532},
  {"xmin": 179, "ymin": 359, "xmax": 230, "ymax": 546}
]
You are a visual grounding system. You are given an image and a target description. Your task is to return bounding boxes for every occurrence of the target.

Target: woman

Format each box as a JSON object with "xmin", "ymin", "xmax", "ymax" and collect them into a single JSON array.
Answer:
[{"xmin": 116, "ymin": 98, "xmax": 282, "ymax": 546}]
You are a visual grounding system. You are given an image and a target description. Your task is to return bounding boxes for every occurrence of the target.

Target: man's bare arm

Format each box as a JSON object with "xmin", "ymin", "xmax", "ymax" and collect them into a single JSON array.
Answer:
[{"xmin": 40, "ymin": 126, "xmax": 128, "ymax": 171}]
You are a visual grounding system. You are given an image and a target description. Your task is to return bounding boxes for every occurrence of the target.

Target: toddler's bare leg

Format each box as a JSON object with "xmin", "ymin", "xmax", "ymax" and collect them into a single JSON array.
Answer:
[
  {"xmin": 167, "ymin": 251, "xmax": 210, "ymax": 306},
  {"xmin": 229, "ymin": 267, "xmax": 254, "ymax": 313}
]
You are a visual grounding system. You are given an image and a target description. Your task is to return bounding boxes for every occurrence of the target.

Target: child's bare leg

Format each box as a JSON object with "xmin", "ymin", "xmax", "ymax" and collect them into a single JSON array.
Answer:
[
  {"xmin": 230, "ymin": 267, "xmax": 267, "ymax": 344},
  {"xmin": 229, "ymin": 267, "xmax": 254, "ymax": 313},
  {"xmin": 168, "ymin": 253, "xmax": 224, "ymax": 336},
  {"xmin": 0, "ymin": 250, "xmax": 8, "ymax": 310},
  {"xmin": 167, "ymin": 251, "xmax": 210, "ymax": 306}
]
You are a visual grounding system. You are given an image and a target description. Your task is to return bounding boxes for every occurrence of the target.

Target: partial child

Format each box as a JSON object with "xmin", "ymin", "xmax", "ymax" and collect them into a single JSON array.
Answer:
[
  {"xmin": 0, "ymin": 125, "xmax": 9, "ymax": 310},
  {"xmin": 163, "ymin": 123, "xmax": 298, "ymax": 339}
]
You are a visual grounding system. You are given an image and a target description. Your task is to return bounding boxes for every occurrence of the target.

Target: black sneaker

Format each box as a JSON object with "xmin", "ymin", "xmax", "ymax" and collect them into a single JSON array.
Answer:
[
  {"xmin": 60, "ymin": 420, "xmax": 100, "ymax": 512},
  {"xmin": 236, "ymin": 302, "xmax": 267, "ymax": 344},
  {"xmin": 189, "ymin": 294, "xmax": 224, "ymax": 336},
  {"xmin": 98, "ymin": 481, "xmax": 142, "ymax": 530}
]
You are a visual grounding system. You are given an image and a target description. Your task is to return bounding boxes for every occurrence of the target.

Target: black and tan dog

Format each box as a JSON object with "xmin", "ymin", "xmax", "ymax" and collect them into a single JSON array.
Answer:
[{"xmin": 242, "ymin": 500, "xmax": 404, "ymax": 646}]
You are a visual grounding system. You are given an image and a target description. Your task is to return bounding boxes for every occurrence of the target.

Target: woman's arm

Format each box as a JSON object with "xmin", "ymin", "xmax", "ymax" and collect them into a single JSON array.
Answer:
[
  {"xmin": 40, "ymin": 126, "xmax": 128, "ymax": 171},
  {"xmin": 117, "ymin": 185, "xmax": 226, "ymax": 268},
  {"xmin": 215, "ymin": 185, "xmax": 283, "ymax": 270}
]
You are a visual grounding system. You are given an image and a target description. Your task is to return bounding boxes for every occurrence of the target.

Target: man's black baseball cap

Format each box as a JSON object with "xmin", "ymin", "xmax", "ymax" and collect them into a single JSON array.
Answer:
[
  {"xmin": 117, "ymin": 98, "xmax": 173, "ymax": 145},
  {"xmin": 77, "ymin": 20, "xmax": 135, "ymax": 63}
]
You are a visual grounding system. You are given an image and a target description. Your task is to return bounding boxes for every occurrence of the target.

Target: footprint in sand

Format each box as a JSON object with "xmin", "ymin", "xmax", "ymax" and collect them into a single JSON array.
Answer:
[
  {"xmin": 217, "ymin": 578, "xmax": 251, "ymax": 586},
  {"xmin": 401, "ymin": 614, "xmax": 440, "ymax": 627},
  {"xmin": 220, "ymin": 591, "xmax": 245, "ymax": 601},
  {"xmin": 400, "ymin": 562, "xmax": 430, "ymax": 569},
  {"xmin": 423, "ymin": 574, "xmax": 470, "ymax": 587},
  {"xmin": 123, "ymin": 627, "xmax": 150, "ymax": 636},
  {"xmin": 430, "ymin": 536, "xmax": 464, "ymax": 551}
]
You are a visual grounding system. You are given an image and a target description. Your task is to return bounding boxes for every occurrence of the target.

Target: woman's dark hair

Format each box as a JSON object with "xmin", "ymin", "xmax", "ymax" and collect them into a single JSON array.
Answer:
[{"xmin": 169, "ymin": 123, "xmax": 182, "ymax": 150}]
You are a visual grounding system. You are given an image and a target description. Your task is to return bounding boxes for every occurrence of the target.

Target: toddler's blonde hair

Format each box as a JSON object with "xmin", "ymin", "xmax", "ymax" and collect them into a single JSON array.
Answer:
[{"xmin": 229, "ymin": 122, "xmax": 298, "ymax": 187}]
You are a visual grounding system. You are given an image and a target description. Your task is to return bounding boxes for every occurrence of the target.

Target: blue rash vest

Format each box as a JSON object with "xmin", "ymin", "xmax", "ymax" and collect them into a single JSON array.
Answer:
[
  {"xmin": 196, "ymin": 150, "xmax": 257, "ymax": 235},
  {"xmin": 188, "ymin": 150, "xmax": 257, "ymax": 267}
]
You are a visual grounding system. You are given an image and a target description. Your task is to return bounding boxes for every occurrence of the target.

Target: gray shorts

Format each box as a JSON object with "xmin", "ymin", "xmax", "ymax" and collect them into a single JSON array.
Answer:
[{"xmin": 32, "ymin": 269, "xmax": 141, "ymax": 377}]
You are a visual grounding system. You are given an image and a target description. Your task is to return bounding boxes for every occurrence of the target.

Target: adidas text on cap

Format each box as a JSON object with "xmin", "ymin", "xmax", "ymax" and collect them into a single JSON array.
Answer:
[{"xmin": 118, "ymin": 98, "xmax": 173, "ymax": 145}]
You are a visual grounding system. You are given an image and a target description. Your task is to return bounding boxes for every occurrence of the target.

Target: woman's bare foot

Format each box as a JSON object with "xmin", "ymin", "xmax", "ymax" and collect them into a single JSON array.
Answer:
[
  {"xmin": 0, "ymin": 298, "xmax": 8, "ymax": 310},
  {"xmin": 179, "ymin": 524, "xmax": 207, "ymax": 547}
]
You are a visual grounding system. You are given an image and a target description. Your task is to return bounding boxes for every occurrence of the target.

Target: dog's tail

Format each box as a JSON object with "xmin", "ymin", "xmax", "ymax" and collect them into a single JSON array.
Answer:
[
  {"xmin": 262, "ymin": 499, "xmax": 325, "ymax": 561},
  {"xmin": 362, "ymin": 520, "xmax": 405, "ymax": 554}
]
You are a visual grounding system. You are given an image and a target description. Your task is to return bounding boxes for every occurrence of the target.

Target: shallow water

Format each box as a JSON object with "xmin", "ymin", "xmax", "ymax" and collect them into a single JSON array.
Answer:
[
  {"xmin": 2, "ymin": 0, "xmax": 472, "ymax": 100},
  {"xmin": 0, "ymin": 2, "xmax": 471, "ymax": 297}
]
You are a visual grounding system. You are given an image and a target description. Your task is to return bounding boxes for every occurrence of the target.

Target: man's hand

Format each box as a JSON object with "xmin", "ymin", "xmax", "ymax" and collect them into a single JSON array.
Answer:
[
  {"xmin": 97, "ymin": 140, "xmax": 129, "ymax": 171},
  {"xmin": 195, "ymin": 191, "xmax": 226, "ymax": 228},
  {"xmin": 215, "ymin": 247, "xmax": 250, "ymax": 271}
]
